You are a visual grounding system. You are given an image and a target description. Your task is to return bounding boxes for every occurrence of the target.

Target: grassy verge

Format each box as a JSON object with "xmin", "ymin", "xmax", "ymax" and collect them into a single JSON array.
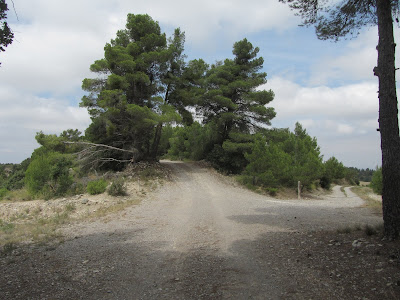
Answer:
[
  {"xmin": 351, "ymin": 186, "xmax": 382, "ymax": 213},
  {"xmin": 0, "ymin": 163, "xmax": 169, "ymax": 254},
  {"xmin": 340, "ymin": 186, "xmax": 348, "ymax": 197},
  {"xmin": 0, "ymin": 209, "xmax": 71, "ymax": 255},
  {"xmin": 0, "ymin": 195, "xmax": 142, "ymax": 256}
]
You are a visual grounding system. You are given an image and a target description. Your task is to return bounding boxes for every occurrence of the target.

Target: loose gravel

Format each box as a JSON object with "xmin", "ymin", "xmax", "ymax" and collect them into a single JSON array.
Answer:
[{"xmin": 1, "ymin": 161, "xmax": 399, "ymax": 299}]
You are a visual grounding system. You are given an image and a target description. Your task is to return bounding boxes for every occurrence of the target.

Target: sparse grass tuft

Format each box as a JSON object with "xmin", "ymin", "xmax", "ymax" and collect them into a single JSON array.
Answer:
[
  {"xmin": 3, "ymin": 188, "xmax": 32, "ymax": 201},
  {"xmin": 65, "ymin": 203, "xmax": 76, "ymax": 212},
  {"xmin": 0, "ymin": 219, "xmax": 15, "ymax": 234},
  {"xmin": 108, "ymin": 177, "xmax": 128, "ymax": 196},
  {"xmin": 139, "ymin": 167, "xmax": 161, "ymax": 180},
  {"xmin": 336, "ymin": 223, "xmax": 383, "ymax": 236},
  {"xmin": 2, "ymin": 242, "xmax": 16, "ymax": 255},
  {"xmin": 91, "ymin": 199, "xmax": 140, "ymax": 219}
]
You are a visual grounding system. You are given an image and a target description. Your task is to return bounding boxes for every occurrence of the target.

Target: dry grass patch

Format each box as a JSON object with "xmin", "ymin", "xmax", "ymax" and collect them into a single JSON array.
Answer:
[
  {"xmin": 351, "ymin": 186, "xmax": 382, "ymax": 213},
  {"xmin": 0, "ymin": 193, "xmax": 142, "ymax": 254},
  {"xmin": 0, "ymin": 163, "xmax": 171, "ymax": 253}
]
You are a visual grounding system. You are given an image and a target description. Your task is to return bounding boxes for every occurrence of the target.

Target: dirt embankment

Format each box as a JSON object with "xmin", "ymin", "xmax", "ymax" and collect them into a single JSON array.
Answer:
[{"xmin": 1, "ymin": 161, "xmax": 399, "ymax": 299}]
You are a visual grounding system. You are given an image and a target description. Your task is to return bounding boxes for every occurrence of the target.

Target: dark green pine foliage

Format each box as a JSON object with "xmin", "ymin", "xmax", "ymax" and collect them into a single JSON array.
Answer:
[
  {"xmin": 200, "ymin": 39, "xmax": 275, "ymax": 173},
  {"xmin": 81, "ymin": 14, "xmax": 185, "ymax": 167},
  {"xmin": 201, "ymin": 38, "xmax": 275, "ymax": 143},
  {"xmin": 243, "ymin": 123, "xmax": 323, "ymax": 189}
]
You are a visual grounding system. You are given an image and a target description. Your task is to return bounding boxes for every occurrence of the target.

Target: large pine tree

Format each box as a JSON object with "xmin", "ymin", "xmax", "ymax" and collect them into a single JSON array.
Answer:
[
  {"xmin": 200, "ymin": 38, "xmax": 276, "ymax": 144},
  {"xmin": 81, "ymin": 14, "xmax": 185, "ymax": 166}
]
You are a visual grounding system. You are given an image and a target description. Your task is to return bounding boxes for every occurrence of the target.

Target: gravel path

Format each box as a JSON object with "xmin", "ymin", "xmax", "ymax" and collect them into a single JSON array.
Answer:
[{"xmin": 2, "ymin": 161, "xmax": 398, "ymax": 299}]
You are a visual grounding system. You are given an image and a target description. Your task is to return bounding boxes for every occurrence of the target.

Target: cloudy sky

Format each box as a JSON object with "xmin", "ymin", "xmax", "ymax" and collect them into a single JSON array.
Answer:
[{"xmin": 1, "ymin": 0, "xmax": 397, "ymax": 169}]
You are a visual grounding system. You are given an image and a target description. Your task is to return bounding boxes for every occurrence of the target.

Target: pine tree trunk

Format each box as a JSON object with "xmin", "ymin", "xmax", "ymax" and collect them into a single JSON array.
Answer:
[
  {"xmin": 376, "ymin": 0, "xmax": 400, "ymax": 239},
  {"xmin": 151, "ymin": 122, "xmax": 163, "ymax": 161}
]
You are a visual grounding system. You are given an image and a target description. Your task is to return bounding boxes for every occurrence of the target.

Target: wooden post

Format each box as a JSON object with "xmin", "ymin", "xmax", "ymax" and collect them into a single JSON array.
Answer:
[{"xmin": 298, "ymin": 181, "xmax": 301, "ymax": 200}]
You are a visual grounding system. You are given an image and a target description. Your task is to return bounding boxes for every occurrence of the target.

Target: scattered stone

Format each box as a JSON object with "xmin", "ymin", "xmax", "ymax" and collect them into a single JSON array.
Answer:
[{"xmin": 352, "ymin": 240, "xmax": 362, "ymax": 248}]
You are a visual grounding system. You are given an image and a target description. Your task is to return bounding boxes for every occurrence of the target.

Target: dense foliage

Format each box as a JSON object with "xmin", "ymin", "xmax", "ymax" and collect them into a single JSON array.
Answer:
[
  {"xmin": 371, "ymin": 167, "xmax": 383, "ymax": 195},
  {"xmin": 166, "ymin": 121, "xmax": 351, "ymax": 191},
  {"xmin": 81, "ymin": 14, "xmax": 187, "ymax": 165},
  {"xmin": 3, "ymin": 13, "xmax": 376, "ymax": 202},
  {"xmin": 22, "ymin": 130, "xmax": 84, "ymax": 199}
]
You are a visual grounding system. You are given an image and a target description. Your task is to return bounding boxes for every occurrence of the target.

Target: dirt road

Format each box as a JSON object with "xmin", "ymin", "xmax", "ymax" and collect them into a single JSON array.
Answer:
[{"xmin": 1, "ymin": 161, "xmax": 399, "ymax": 299}]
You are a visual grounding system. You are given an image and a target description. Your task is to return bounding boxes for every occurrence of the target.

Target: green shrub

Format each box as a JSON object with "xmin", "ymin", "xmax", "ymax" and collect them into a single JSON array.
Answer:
[
  {"xmin": 87, "ymin": 179, "xmax": 107, "ymax": 195},
  {"xmin": 370, "ymin": 167, "xmax": 382, "ymax": 195},
  {"xmin": 319, "ymin": 176, "xmax": 331, "ymax": 190},
  {"xmin": 108, "ymin": 178, "xmax": 128, "ymax": 196},
  {"xmin": 0, "ymin": 187, "xmax": 8, "ymax": 200},
  {"xmin": 25, "ymin": 155, "xmax": 51, "ymax": 196},
  {"xmin": 266, "ymin": 187, "xmax": 278, "ymax": 196},
  {"xmin": 25, "ymin": 152, "xmax": 73, "ymax": 198}
]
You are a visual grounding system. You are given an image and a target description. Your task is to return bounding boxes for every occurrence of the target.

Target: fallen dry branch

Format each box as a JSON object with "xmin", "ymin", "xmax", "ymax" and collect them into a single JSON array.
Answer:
[{"xmin": 63, "ymin": 141, "xmax": 138, "ymax": 169}]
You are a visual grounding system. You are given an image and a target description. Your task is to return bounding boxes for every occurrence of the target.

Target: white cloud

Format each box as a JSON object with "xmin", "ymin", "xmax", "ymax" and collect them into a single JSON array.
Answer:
[
  {"xmin": 267, "ymin": 77, "xmax": 379, "ymax": 122},
  {"xmin": 336, "ymin": 123, "xmax": 354, "ymax": 135},
  {"xmin": 0, "ymin": 86, "xmax": 90, "ymax": 163},
  {"xmin": 0, "ymin": 24, "xmax": 105, "ymax": 96},
  {"xmin": 309, "ymin": 27, "xmax": 400, "ymax": 85},
  {"xmin": 297, "ymin": 119, "xmax": 315, "ymax": 129},
  {"xmin": 263, "ymin": 76, "xmax": 381, "ymax": 168},
  {"xmin": 115, "ymin": 0, "xmax": 297, "ymax": 45}
]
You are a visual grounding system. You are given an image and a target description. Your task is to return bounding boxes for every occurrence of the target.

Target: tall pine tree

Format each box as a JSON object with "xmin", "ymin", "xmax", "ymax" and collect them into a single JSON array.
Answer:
[
  {"xmin": 200, "ymin": 38, "xmax": 276, "ymax": 144},
  {"xmin": 81, "ymin": 14, "xmax": 185, "ymax": 166}
]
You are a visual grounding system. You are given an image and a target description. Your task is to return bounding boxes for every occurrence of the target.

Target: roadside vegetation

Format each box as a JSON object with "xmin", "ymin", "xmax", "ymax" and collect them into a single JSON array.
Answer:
[{"xmin": 0, "ymin": 13, "xmax": 385, "ymax": 251}]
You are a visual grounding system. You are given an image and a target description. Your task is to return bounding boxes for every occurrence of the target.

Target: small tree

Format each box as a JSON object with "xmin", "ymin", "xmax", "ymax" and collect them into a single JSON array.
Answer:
[
  {"xmin": 25, "ymin": 152, "xmax": 73, "ymax": 198},
  {"xmin": 289, "ymin": 122, "xmax": 324, "ymax": 189},
  {"xmin": 244, "ymin": 135, "xmax": 292, "ymax": 187},
  {"xmin": 371, "ymin": 167, "xmax": 383, "ymax": 195},
  {"xmin": 324, "ymin": 156, "xmax": 346, "ymax": 181}
]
